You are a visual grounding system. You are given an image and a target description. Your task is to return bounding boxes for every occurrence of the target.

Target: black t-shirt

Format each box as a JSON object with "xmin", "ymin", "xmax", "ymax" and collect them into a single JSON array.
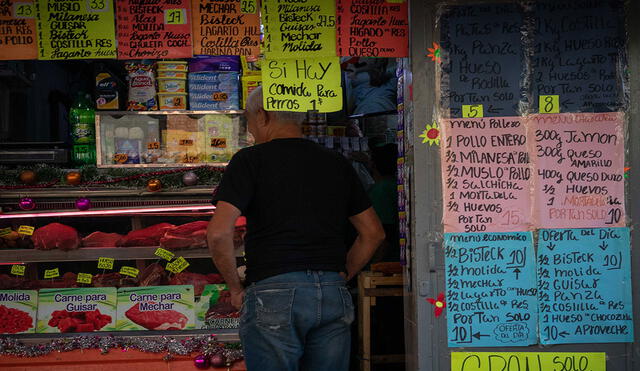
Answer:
[{"xmin": 213, "ymin": 138, "xmax": 371, "ymax": 283}]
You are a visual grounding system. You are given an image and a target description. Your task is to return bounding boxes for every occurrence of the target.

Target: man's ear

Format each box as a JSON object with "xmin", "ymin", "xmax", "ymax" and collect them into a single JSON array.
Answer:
[{"xmin": 257, "ymin": 107, "xmax": 269, "ymax": 128}]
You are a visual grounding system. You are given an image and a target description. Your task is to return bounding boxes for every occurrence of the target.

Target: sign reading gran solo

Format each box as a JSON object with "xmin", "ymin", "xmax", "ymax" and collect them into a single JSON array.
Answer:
[
  {"xmin": 36, "ymin": 0, "xmax": 116, "ymax": 59},
  {"xmin": 191, "ymin": 0, "xmax": 260, "ymax": 56},
  {"xmin": 0, "ymin": 0, "xmax": 38, "ymax": 60}
]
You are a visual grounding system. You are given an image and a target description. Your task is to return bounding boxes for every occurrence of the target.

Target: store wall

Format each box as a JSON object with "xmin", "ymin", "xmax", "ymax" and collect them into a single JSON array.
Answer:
[{"xmin": 405, "ymin": 0, "xmax": 639, "ymax": 370}]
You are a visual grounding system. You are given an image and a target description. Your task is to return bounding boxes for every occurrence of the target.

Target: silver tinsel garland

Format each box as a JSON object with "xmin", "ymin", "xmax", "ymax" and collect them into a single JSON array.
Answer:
[{"xmin": 0, "ymin": 335, "xmax": 243, "ymax": 363}]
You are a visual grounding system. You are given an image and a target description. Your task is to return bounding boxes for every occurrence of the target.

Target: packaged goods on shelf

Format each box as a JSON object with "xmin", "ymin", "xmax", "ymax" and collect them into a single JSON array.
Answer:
[
  {"xmin": 204, "ymin": 114, "xmax": 239, "ymax": 162},
  {"xmin": 0, "ymin": 290, "xmax": 38, "ymax": 334},
  {"xmin": 189, "ymin": 55, "xmax": 241, "ymax": 73},
  {"xmin": 241, "ymin": 74, "xmax": 262, "ymax": 108},
  {"xmin": 116, "ymin": 285, "xmax": 195, "ymax": 331},
  {"xmin": 156, "ymin": 70, "xmax": 187, "ymax": 79},
  {"xmin": 196, "ymin": 284, "xmax": 239, "ymax": 330},
  {"xmin": 125, "ymin": 62, "xmax": 157, "ymax": 111},
  {"xmin": 190, "ymin": 100, "xmax": 240, "ymax": 111},
  {"xmin": 157, "ymin": 78, "xmax": 187, "ymax": 93},
  {"xmin": 95, "ymin": 66, "xmax": 120, "ymax": 110},
  {"xmin": 188, "ymin": 80, "xmax": 240, "ymax": 92},
  {"xmin": 188, "ymin": 72, "xmax": 240, "ymax": 83},
  {"xmin": 156, "ymin": 61, "xmax": 188, "ymax": 72},
  {"xmin": 158, "ymin": 93, "xmax": 188, "ymax": 110},
  {"xmin": 37, "ymin": 288, "xmax": 117, "ymax": 333}
]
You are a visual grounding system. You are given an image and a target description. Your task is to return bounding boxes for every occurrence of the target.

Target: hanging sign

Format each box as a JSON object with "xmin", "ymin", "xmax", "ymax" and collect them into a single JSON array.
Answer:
[
  {"xmin": 116, "ymin": 0, "xmax": 193, "ymax": 59},
  {"xmin": 262, "ymin": 0, "xmax": 336, "ymax": 58},
  {"xmin": 262, "ymin": 56, "xmax": 342, "ymax": 113},
  {"xmin": 35, "ymin": 0, "xmax": 116, "ymax": 59},
  {"xmin": 0, "ymin": 0, "xmax": 38, "ymax": 60},
  {"xmin": 537, "ymin": 227, "xmax": 633, "ymax": 344},
  {"xmin": 336, "ymin": 0, "xmax": 408, "ymax": 57},
  {"xmin": 191, "ymin": 0, "xmax": 260, "ymax": 56},
  {"xmin": 451, "ymin": 352, "xmax": 606, "ymax": 371},
  {"xmin": 530, "ymin": 112, "xmax": 625, "ymax": 229}
]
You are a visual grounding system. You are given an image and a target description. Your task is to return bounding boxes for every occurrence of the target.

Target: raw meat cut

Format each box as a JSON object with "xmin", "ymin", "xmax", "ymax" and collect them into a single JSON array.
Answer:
[
  {"xmin": 169, "ymin": 272, "xmax": 212, "ymax": 296},
  {"xmin": 159, "ymin": 221, "xmax": 208, "ymax": 250},
  {"xmin": 93, "ymin": 273, "xmax": 137, "ymax": 288},
  {"xmin": 205, "ymin": 289, "xmax": 239, "ymax": 319},
  {"xmin": 82, "ymin": 232, "xmax": 123, "ymax": 247},
  {"xmin": 0, "ymin": 305, "xmax": 33, "ymax": 333},
  {"xmin": 32, "ymin": 223, "xmax": 80, "ymax": 251},
  {"xmin": 125, "ymin": 303, "xmax": 188, "ymax": 330},
  {"xmin": 117, "ymin": 223, "xmax": 174, "ymax": 247},
  {"xmin": 37, "ymin": 272, "xmax": 78, "ymax": 289},
  {"xmin": 138, "ymin": 263, "xmax": 167, "ymax": 287},
  {"xmin": 48, "ymin": 309, "xmax": 111, "ymax": 332}
]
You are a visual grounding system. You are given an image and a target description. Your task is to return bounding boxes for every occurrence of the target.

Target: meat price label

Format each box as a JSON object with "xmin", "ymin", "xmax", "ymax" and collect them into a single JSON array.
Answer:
[
  {"xmin": 11, "ymin": 265, "xmax": 25, "ymax": 276},
  {"xmin": 445, "ymin": 232, "xmax": 537, "ymax": 347},
  {"xmin": 97, "ymin": 257, "xmax": 114, "ymax": 270},
  {"xmin": 537, "ymin": 227, "xmax": 633, "ymax": 344},
  {"xmin": 77, "ymin": 273, "xmax": 93, "ymax": 285},
  {"xmin": 44, "ymin": 268, "xmax": 59, "ymax": 279},
  {"xmin": 166, "ymin": 256, "xmax": 189, "ymax": 273},
  {"xmin": 18, "ymin": 225, "xmax": 34, "ymax": 236},
  {"xmin": 154, "ymin": 248, "xmax": 175, "ymax": 261},
  {"xmin": 119, "ymin": 266, "xmax": 139, "ymax": 278}
]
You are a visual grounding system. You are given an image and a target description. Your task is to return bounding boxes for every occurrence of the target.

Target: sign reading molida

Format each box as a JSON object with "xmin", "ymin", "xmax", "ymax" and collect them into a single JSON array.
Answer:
[
  {"xmin": 451, "ymin": 352, "xmax": 606, "ymax": 371},
  {"xmin": 262, "ymin": 57, "xmax": 342, "ymax": 113},
  {"xmin": 35, "ymin": 0, "xmax": 116, "ymax": 60},
  {"xmin": 116, "ymin": 286, "xmax": 195, "ymax": 331},
  {"xmin": 0, "ymin": 290, "xmax": 38, "ymax": 334}
]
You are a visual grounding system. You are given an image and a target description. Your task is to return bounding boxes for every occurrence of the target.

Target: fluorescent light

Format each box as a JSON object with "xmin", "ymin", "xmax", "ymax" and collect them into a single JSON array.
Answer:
[{"xmin": 0, "ymin": 205, "xmax": 216, "ymax": 219}]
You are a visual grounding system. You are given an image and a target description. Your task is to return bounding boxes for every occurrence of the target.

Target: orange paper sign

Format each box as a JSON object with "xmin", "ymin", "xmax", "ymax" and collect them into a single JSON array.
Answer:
[
  {"xmin": 0, "ymin": 0, "xmax": 38, "ymax": 60},
  {"xmin": 191, "ymin": 0, "xmax": 260, "ymax": 56}
]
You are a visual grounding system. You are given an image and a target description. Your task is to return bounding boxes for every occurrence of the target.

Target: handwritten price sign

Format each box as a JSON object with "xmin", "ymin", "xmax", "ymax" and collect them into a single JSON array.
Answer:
[
  {"xmin": 210, "ymin": 138, "xmax": 227, "ymax": 148},
  {"xmin": 462, "ymin": 104, "xmax": 483, "ymax": 118},
  {"xmin": 241, "ymin": 0, "xmax": 257, "ymax": 13},
  {"xmin": 539, "ymin": 95, "xmax": 559, "ymax": 114},
  {"xmin": 119, "ymin": 266, "xmax": 139, "ymax": 278},
  {"xmin": 77, "ymin": 273, "xmax": 93, "ymax": 284},
  {"xmin": 154, "ymin": 248, "xmax": 175, "ymax": 261},
  {"xmin": 11, "ymin": 265, "xmax": 25, "ymax": 276},
  {"xmin": 97, "ymin": 257, "xmax": 114, "ymax": 270},
  {"xmin": 13, "ymin": 2, "xmax": 35, "ymax": 18},
  {"xmin": 44, "ymin": 268, "xmax": 60, "ymax": 279},
  {"xmin": 147, "ymin": 142, "xmax": 161, "ymax": 150},
  {"xmin": 164, "ymin": 8, "xmax": 186, "ymax": 24},
  {"xmin": 18, "ymin": 226, "xmax": 34, "ymax": 236},
  {"xmin": 166, "ymin": 256, "xmax": 189, "ymax": 273},
  {"xmin": 113, "ymin": 153, "xmax": 129, "ymax": 164}
]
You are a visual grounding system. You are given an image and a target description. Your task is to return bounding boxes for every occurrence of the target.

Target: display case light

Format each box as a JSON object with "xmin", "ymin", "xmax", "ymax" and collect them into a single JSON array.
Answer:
[{"xmin": 0, "ymin": 205, "xmax": 216, "ymax": 219}]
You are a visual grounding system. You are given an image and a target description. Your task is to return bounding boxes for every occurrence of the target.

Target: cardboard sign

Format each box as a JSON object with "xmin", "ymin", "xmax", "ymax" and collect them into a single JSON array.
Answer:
[
  {"xmin": 451, "ymin": 352, "xmax": 606, "ymax": 371},
  {"xmin": 36, "ymin": 288, "xmax": 117, "ymax": 333},
  {"xmin": 35, "ymin": 0, "xmax": 116, "ymax": 59},
  {"xmin": 97, "ymin": 257, "xmax": 114, "ymax": 270},
  {"xmin": 445, "ymin": 232, "xmax": 537, "ymax": 347},
  {"xmin": 116, "ymin": 0, "xmax": 192, "ymax": 59},
  {"xmin": 0, "ymin": 0, "xmax": 38, "ymax": 60},
  {"xmin": 191, "ymin": 0, "xmax": 260, "ymax": 56},
  {"xmin": 262, "ymin": 0, "xmax": 336, "ymax": 58},
  {"xmin": 119, "ymin": 266, "xmax": 139, "ymax": 278},
  {"xmin": 43, "ymin": 268, "xmax": 59, "ymax": 279},
  {"xmin": 262, "ymin": 57, "xmax": 342, "ymax": 113},
  {"xmin": 538, "ymin": 228, "xmax": 633, "ymax": 344},
  {"xmin": 336, "ymin": 0, "xmax": 408, "ymax": 57},
  {"xmin": 531, "ymin": 112, "xmax": 625, "ymax": 228}
]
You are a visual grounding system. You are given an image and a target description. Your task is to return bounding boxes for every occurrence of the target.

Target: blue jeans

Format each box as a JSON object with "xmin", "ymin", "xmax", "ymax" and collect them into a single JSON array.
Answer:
[{"xmin": 240, "ymin": 271, "xmax": 354, "ymax": 371}]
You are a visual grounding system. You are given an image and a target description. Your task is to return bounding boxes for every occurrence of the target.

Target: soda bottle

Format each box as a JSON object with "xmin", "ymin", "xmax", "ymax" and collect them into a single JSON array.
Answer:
[{"xmin": 70, "ymin": 92, "xmax": 97, "ymax": 165}]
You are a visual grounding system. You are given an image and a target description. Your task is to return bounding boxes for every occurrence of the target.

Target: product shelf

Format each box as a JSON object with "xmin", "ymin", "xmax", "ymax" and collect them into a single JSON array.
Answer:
[
  {"xmin": 5, "ymin": 328, "xmax": 240, "ymax": 343},
  {"xmin": 0, "ymin": 246, "xmax": 216, "ymax": 263}
]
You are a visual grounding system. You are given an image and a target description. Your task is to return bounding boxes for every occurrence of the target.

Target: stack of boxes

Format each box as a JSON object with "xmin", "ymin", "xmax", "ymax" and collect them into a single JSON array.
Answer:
[
  {"xmin": 156, "ymin": 61, "xmax": 188, "ymax": 110},
  {"xmin": 188, "ymin": 56, "xmax": 241, "ymax": 111}
]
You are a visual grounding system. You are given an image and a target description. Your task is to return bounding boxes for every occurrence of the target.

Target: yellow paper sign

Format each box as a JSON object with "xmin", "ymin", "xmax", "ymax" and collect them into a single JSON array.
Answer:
[
  {"xmin": 240, "ymin": 0, "xmax": 256, "ymax": 13},
  {"xmin": 18, "ymin": 225, "xmax": 34, "ymax": 236},
  {"xmin": 97, "ymin": 257, "xmax": 114, "ymax": 270},
  {"xmin": 166, "ymin": 256, "xmax": 189, "ymax": 273},
  {"xmin": 164, "ymin": 8, "xmax": 186, "ymax": 24},
  {"xmin": 154, "ymin": 248, "xmax": 175, "ymax": 261},
  {"xmin": 14, "ymin": 2, "xmax": 35, "ymax": 18},
  {"xmin": 36, "ymin": 0, "xmax": 117, "ymax": 60},
  {"xmin": 0, "ymin": 227, "xmax": 11, "ymax": 237},
  {"xmin": 451, "ymin": 352, "xmax": 606, "ymax": 371},
  {"xmin": 462, "ymin": 104, "xmax": 484, "ymax": 118},
  {"xmin": 119, "ymin": 266, "xmax": 139, "ymax": 278},
  {"xmin": 539, "ymin": 95, "xmax": 560, "ymax": 113},
  {"xmin": 11, "ymin": 264, "xmax": 25, "ymax": 276},
  {"xmin": 44, "ymin": 268, "xmax": 59, "ymax": 279},
  {"xmin": 262, "ymin": 57, "xmax": 342, "ymax": 113},
  {"xmin": 77, "ymin": 273, "xmax": 92, "ymax": 284},
  {"xmin": 262, "ymin": 0, "xmax": 336, "ymax": 58}
]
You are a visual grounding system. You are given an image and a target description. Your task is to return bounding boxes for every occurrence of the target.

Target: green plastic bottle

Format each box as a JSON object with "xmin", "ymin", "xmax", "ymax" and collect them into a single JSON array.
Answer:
[{"xmin": 70, "ymin": 92, "xmax": 97, "ymax": 165}]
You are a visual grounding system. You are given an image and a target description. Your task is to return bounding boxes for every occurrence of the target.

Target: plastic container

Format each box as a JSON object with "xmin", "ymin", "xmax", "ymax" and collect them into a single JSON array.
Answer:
[
  {"xmin": 156, "ymin": 61, "xmax": 188, "ymax": 71},
  {"xmin": 157, "ymin": 70, "xmax": 187, "ymax": 79},
  {"xmin": 158, "ymin": 93, "xmax": 188, "ymax": 110},
  {"xmin": 157, "ymin": 78, "xmax": 187, "ymax": 93}
]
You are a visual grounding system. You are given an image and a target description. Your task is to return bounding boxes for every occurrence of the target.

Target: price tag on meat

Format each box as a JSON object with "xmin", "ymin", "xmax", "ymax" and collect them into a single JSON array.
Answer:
[
  {"xmin": 44, "ymin": 268, "xmax": 59, "ymax": 279},
  {"xmin": 167, "ymin": 256, "xmax": 189, "ymax": 273},
  {"xmin": 97, "ymin": 257, "xmax": 114, "ymax": 270},
  {"xmin": 120, "ymin": 266, "xmax": 139, "ymax": 278},
  {"xmin": 11, "ymin": 265, "xmax": 25, "ymax": 276},
  {"xmin": 18, "ymin": 226, "xmax": 34, "ymax": 236},
  {"xmin": 77, "ymin": 273, "xmax": 93, "ymax": 284},
  {"xmin": 154, "ymin": 248, "xmax": 175, "ymax": 261},
  {"xmin": 0, "ymin": 227, "xmax": 11, "ymax": 237}
]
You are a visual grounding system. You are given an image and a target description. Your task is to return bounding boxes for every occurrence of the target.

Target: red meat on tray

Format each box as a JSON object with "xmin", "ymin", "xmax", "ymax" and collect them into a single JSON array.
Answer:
[
  {"xmin": 117, "ymin": 223, "xmax": 175, "ymax": 247},
  {"xmin": 125, "ymin": 303, "xmax": 188, "ymax": 330},
  {"xmin": 82, "ymin": 232, "xmax": 123, "ymax": 248},
  {"xmin": 169, "ymin": 272, "xmax": 211, "ymax": 296},
  {"xmin": 32, "ymin": 223, "xmax": 80, "ymax": 251},
  {"xmin": 159, "ymin": 221, "xmax": 209, "ymax": 250}
]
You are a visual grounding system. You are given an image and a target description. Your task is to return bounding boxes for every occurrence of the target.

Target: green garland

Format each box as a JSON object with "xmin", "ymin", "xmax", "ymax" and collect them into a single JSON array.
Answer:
[{"xmin": 0, "ymin": 164, "xmax": 223, "ymax": 190}]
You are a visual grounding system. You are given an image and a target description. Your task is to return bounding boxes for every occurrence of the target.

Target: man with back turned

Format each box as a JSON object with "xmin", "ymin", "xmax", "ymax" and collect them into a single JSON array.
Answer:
[{"xmin": 207, "ymin": 86, "xmax": 385, "ymax": 371}]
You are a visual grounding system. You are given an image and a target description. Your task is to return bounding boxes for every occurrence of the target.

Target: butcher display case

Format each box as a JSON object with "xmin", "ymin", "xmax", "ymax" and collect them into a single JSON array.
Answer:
[
  {"xmin": 0, "ymin": 187, "xmax": 244, "ymax": 341},
  {"xmin": 95, "ymin": 111, "xmax": 248, "ymax": 168}
]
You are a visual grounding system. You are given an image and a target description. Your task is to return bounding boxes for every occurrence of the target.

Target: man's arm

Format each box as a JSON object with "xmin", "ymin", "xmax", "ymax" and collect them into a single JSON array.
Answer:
[
  {"xmin": 207, "ymin": 201, "xmax": 244, "ymax": 309},
  {"xmin": 346, "ymin": 207, "xmax": 385, "ymax": 280}
]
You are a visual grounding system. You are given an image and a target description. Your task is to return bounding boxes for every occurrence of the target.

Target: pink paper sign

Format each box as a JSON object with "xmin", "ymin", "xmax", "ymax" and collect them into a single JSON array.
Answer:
[
  {"xmin": 530, "ymin": 112, "xmax": 625, "ymax": 228},
  {"xmin": 441, "ymin": 117, "xmax": 532, "ymax": 233}
]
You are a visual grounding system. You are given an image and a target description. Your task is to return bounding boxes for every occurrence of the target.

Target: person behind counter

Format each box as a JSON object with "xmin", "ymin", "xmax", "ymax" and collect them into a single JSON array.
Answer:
[{"xmin": 207, "ymin": 86, "xmax": 385, "ymax": 371}]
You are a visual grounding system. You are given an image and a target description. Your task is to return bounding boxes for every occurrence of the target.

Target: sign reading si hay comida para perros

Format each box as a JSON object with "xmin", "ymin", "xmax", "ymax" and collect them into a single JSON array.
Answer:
[
  {"xmin": 36, "ymin": 288, "xmax": 117, "ymax": 333},
  {"xmin": 116, "ymin": 286, "xmax": 195, "ymax": 331}
]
